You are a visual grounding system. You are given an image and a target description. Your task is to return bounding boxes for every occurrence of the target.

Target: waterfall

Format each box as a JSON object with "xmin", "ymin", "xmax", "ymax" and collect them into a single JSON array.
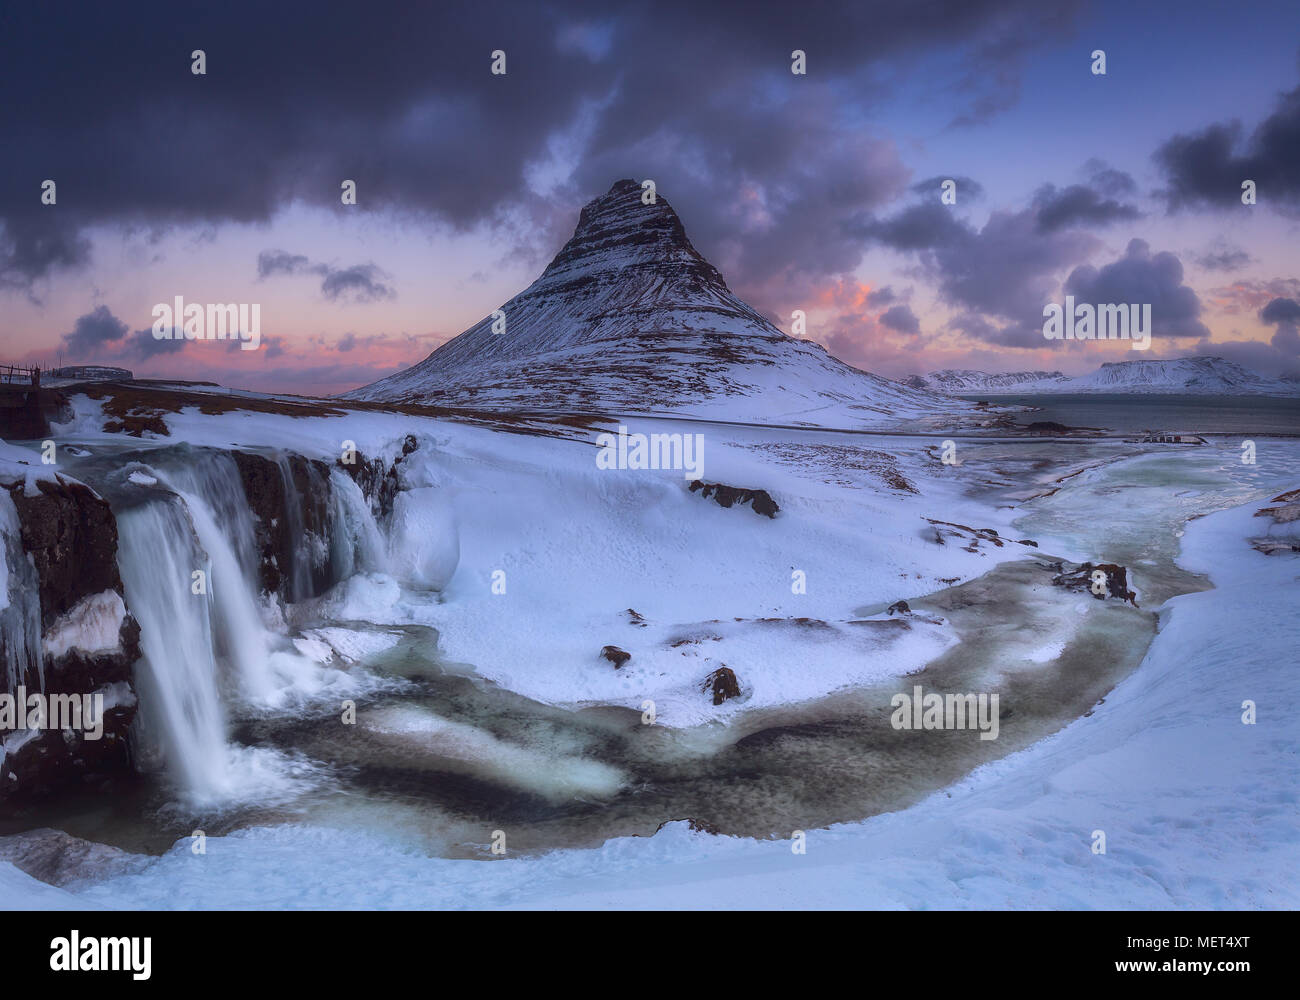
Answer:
[
  {"xmin": 328, "ymin": 467, "xmax": 388, "ymax": 579},
  {"xmin": 0, "ymin": 487, "xmax": 42, "ymax": 695},
  {"xmin": 109, "ymin": 447, "xmax": 396, "ymax": 806},
  {"xmin": 156, "ymin": 451, "xmax": 281, "ymax": 703},
  {"xmin": 115, "ymin": 495, "xmax": 234, "ymax": 801},
  {"xmin": 275, "ymin": 455, "xmax": 332, "ymax": 601}
]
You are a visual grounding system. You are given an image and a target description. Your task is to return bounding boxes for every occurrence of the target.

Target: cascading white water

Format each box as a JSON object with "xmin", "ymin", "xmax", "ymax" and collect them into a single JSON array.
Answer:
[
  {"xmin": 0, "ymin": 487, "xmax": 43, "ymax": 696},
  {"xmin": 110, "ymin": 448, "xmax": 397, "ymax": 808},
  {"xmin": 328, "ymin": 468, "xmax": 388, "ymax": 579},
  {"xmin": 160, "ymin": 451, "xmax": 283, "ymax": 704},
  {"xmin": 275, "ymin": 455, "xmax": 328, "ymax": 601},
  {"xmin": 115, "ymin": 496, "xmax": 235, "ymax": 801}
]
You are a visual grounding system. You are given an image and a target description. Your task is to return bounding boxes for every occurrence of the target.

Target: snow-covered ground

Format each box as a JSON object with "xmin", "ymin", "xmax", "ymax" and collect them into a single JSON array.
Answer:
[
  {"xmin": 3, "ymin": 407, "xmax": 1295, "ymax": 909},
  {"xmin": 3, "ymin": 486, "xmax": 1294, "ymax": 909},
  {"xmin": 48, "ymin": 396, "xmax": 1031, "ymax": 727}
]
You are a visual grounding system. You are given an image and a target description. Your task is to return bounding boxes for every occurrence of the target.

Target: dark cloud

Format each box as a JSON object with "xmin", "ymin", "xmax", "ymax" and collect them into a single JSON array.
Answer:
[
  {"xmin": 125, "ymin": 327, "xmax": 187, "ymax": 360},
  {"xmin": 61, "ymin": 305, "xmax": 127, "ymax": 356},
  {"xmin": 1194, "ymin": 241, "xmax": 1253, "ymax": 273},
  {"xmin": 1184, "ymin": 336, "xmax": 1299, "ymax": 376},
  {"xmin": 862, "ymin": 198, "xmax": 1097, "ymax": 347},
  {"xmin": 865, "ymin": 286, "xmax": 899, "ymax": 307},
  {"xmin": 319, "ymin": 264, "xmax": 394, "ymax": 303},
  {"xmin": 1260, "ymin": 296, "xmax": 1300, "ymax": 355},
  {"xmin": 0, "ymin": 218, "xmax": 91, "ymax": 301},
  {"xmin": 1064, "ymin": 239, "xmax": 1210, "ymax": 340},
  {"xmin": 0, "ymin": 0, "xmax": 1079, "ymax": 294},
  {"xmin": 54, "ymin": 304, "xmax": 282, "ymax": 364},
  {"xmin": 257, "ymin": 250, "xmax": 395, "ymax": 303},
  {"xmin": 1082, "ymin": 159, "xmax": 1138, "ymax": 198},
  {"xmin": 879, "ymin": 303, "xmax": 920, "ymax": 334},
  {"xmin": 1032, "ymin": 181, "xmax": 1140, "ymax": 232},
  {"xmin": 1260, "ymin": 297, "xmax": 1300, "ymax": 325},
  {"xmin": 257, "ymin": 251, "xmax": 314, "ymax": 279},
  {"xmin": 1154, "ymin": 78, "xmax": 1300, "ymax": 210},
  {"xmin": 857, "ymin": 202, "xmax": 970, "ymax": 252}
]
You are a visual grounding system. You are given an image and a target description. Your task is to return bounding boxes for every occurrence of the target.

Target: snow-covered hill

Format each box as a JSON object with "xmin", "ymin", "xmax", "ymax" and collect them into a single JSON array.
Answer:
[
  {"xmin": 911, "ymin": 357, "xmax": 1299, "ymax": 396},
  {"xmin": 904, "ymin": 369, "xmax": 1071, "ymax": 394},
  {"xmin": 346, "ymin": 180, "xmax": 961, "ymax": 428}
]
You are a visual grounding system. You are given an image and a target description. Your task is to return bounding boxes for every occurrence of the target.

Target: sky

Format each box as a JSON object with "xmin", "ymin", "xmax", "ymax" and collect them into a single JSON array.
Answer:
[{"xmin": 2, "ymin": 0, "xmax": 1299, "ymax": 395}]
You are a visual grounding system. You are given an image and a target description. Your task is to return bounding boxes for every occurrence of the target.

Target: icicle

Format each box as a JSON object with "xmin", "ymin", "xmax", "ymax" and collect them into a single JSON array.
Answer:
[{"xmin": 0, "ymin": 487, "xmax": 43, "ymax": 694}]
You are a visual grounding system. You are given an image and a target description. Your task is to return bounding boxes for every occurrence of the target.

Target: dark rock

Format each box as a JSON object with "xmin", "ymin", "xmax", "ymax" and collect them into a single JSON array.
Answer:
[
  {"xmin": 925, "ymin": 518, "xmax": 1004, "ymax": 549},
  {"xmin": 338, "ymin": 434, "xmax": 419, "ymax": 520},
  {"xmin": 1051, "ymin": 562, "xmax": 1138, "ymax": 606},
  {"xmin": 0, "ymin": 828, "xmax": 148, "ymax": 886},
  {"xmin": 232, "ymin": 451, "xmax": 337, "ymax": 601},
  {"xmin": 8, "ymin": 478, "xmax": 123, "ymax": 626},
  {"xmin": 702, "ymin": 666, "xmax": 741, "ymax": 705},
  {"xmin": 232, "ymin": 451, "xmax": 290, "ymax": 595},
  {"xmin": 600, "ymin": 645, "xmax": 631, "ymax": 668},
  {"xmin": 1, "ymin": 477, "xmax": 141, "ymax": 804},
  {"xmin": 688, "ymin": 480, "xmax": 779, "ymax": 518},
  {"xmin": 887, "ymin": 599, "xmax": 911, "ymax": 616}
]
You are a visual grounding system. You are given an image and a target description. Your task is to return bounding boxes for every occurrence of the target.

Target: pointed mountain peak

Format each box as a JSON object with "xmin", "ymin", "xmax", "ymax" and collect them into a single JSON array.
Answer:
[
  {"xmin": 349, "ymin": 176, "xmax": 951, "ymax": 427},
  {"xmin": 541, "ymin": 179, "xmax": 727, "ymax": 292}
]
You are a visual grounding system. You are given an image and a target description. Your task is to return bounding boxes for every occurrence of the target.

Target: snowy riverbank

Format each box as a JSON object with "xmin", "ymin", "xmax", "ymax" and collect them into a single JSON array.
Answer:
[{"xmin": 4, "ymin": 481, "xmax": 1295, "ymax": 909}]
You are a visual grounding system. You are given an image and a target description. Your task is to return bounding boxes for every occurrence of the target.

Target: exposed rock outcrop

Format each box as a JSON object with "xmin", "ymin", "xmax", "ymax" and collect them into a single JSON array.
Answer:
[
  {"xmin": 8, "ymin": 478, "xmax": 122, "ymax": 623},
  {"xmin": 601, "ymin": 645, "xmax": 631, "ymax": 669},
  {"xmin": 702, "ymin": 666, "xmax": 741, "ymax": 705},
  {"xmin": 232, "ymin": 450, "xmax": 337, "ymax": 601},
  {"xmin": 337, "ymin": 434, "xmax": 418, "ymax": 520},
  {"xmin": 1051, "ymin": 561, "xmax": 1139, "ymax": 606},
  {"xmin": 0, "ymin": 827, "xmax": 148, "ymax": 885},
  {"xmin": 688, "ymin": 480, "xmax": 779, "ymax": 518},
  {"xmin": 1, "ymin": 476, "xmax": 140, "ymax": 803}
]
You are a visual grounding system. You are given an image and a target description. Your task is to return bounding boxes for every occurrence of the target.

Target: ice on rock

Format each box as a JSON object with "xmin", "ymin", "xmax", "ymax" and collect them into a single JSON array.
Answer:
[
  {"xmin": 42, "ymin": 590, "xmax": 126, "ymax": 660},
  {"xmin": 387, "ymin": 487, "xmax": 459, "ymax": 590}
]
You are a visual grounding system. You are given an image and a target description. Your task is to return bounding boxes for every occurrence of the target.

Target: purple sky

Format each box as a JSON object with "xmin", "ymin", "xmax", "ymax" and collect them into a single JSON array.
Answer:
[{"xmin": 2, "ymin": 0, "xmax": 1299, "ymax": 395}]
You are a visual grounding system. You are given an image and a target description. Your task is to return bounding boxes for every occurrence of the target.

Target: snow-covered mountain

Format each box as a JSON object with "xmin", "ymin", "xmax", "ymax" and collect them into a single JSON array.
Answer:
[
  {"xmin": 910, "ymin": 357, "xmax": 1299, "ymax": 396},
  {"xmin": 1063, "ymin": 357, "xmax": 1296, "ymax": 395},
  {"xmin": 346, "ymin": 180, "xmax": 960, "ymax": 428},
  {"xmin": 904, "ymin": 369, "xmax": 1071, "ymax": 394}
]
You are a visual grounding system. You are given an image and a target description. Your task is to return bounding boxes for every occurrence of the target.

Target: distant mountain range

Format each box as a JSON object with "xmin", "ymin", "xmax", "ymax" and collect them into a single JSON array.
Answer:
[
  {"xmin": 346, "ymin": 180, "xmax": 960, "ymax": 428},
  {"xmin": 903, "ymin": 369, "xmax": 1072, "ymax": 393},
  {"xmin": 906, "ymin": 357, "xmax": 1300, "ymax": 396}
]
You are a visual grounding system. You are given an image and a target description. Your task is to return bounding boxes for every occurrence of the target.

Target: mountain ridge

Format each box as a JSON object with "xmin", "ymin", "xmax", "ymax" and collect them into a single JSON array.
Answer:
[{"xmin": 908, "ymin": 357, "xmax": 1299, "ymax": 396}]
